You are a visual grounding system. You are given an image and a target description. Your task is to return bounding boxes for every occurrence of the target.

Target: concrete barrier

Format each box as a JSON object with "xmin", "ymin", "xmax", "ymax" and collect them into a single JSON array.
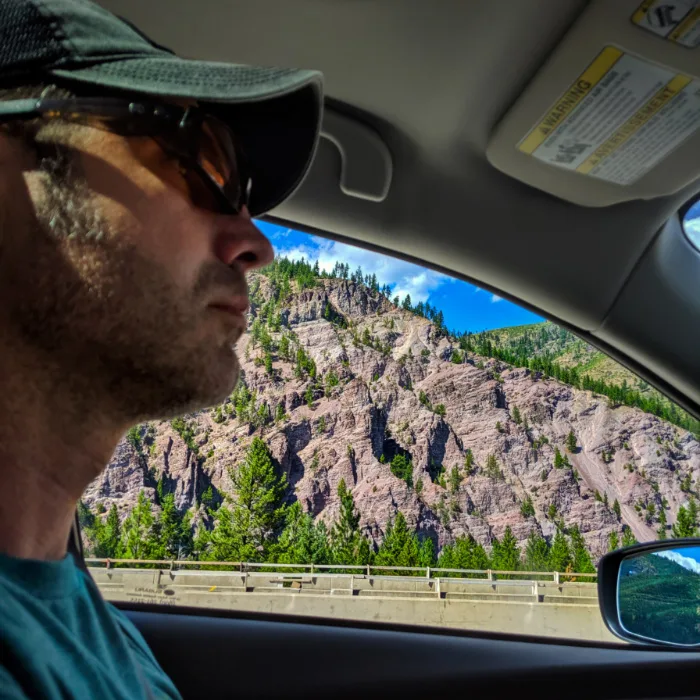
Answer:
[{"xmin": 90, "ymin": 567, "xmax": 614, "ymax": 642}]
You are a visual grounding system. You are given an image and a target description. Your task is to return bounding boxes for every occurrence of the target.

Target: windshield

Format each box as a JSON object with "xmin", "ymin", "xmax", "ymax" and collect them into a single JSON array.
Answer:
[{"xmin": 81, "ymin": 223, "xmax": 700, "ymax": 643}]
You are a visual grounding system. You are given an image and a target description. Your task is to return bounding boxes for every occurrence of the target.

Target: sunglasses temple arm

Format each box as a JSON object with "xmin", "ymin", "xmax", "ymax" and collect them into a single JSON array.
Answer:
[{"xmin": 0, "ymin": 99, "xmax": 42, "ymax": 123}]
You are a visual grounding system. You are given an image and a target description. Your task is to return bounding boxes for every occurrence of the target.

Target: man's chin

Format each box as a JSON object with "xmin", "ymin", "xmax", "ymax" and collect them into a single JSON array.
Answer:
[{"xmin": 130, "ymin": 345, "xmax": 241, "ymax": 422}]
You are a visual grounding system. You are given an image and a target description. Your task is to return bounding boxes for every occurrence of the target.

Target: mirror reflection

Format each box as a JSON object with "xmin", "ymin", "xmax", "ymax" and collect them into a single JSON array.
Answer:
[
  {"xmin": 619, "ymin": 545, "xmax": 700, "ymax": 646},
  {"xmin": 683, "ymin": 200, "xmax": 700, "ymax": 252}
]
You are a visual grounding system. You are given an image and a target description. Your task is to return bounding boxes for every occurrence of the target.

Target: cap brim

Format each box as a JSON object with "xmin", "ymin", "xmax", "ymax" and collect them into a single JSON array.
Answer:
[{"xmin": 50, "ymin": 56, "xmax": 323, "ymax": 215}]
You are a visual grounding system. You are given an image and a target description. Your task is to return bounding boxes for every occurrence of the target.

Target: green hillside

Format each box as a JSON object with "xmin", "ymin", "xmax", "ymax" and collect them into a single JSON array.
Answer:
[
  {"xmin": 458, "ymin": 322, "xmax": 699, "ymax": 436},
  {"xmin": 474, "ymin": 322, "xmax": 645, "ymax": 388},
  {"xmin": 619, "ymin": 552, "xmax": 700, "ymax": 645}
]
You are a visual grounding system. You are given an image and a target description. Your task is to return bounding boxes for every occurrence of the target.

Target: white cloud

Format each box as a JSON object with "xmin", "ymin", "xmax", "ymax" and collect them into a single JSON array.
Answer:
[
  {"xmin": 491, "ymin": 294, "xmax": 503, "ymax": 303},
  {"xmin": 275, "ymin": 236, "xmax": 452, "ymax": 304},
  {"xmin": 272, "ymin": 243, "xmax": 318, "ymax": 261},
  {"xmin": 269, "ymin": 227, "xmax": 292, "ymax": 240},
  {"xmin": 684, "ymin": 216, "xmax": 700, "ymax": 248},
  {"xmin": 655, "ymin": 549, "xmax": 700, "ymax": 575}
]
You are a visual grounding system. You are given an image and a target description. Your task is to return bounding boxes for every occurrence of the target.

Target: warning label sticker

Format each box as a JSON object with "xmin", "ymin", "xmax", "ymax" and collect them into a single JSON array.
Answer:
[
  {"xmin": 631, "ymin": 0, "xmax": 700, "ymax": 48},
  {"xmin": 517, "ymin": 47, "xmax": 700, "ymax": 185}
]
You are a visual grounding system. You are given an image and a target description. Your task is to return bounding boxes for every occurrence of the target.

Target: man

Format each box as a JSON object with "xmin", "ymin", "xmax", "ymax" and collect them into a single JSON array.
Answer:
[{"xmin": 0, "ymin": 0, "xmax": 323, "ymax": 697}]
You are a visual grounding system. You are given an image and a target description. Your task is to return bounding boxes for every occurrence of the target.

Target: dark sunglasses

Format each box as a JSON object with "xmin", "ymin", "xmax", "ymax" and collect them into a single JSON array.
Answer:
[{"xmin": 0, "ymin": 96, "xmax": 251, "ymax": 215}]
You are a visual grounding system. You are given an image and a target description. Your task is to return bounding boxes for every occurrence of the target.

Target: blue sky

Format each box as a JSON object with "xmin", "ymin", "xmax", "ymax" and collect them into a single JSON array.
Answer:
[{"xmin": 256, "ymin": 221, "xmax": 543, "ymax": 333}]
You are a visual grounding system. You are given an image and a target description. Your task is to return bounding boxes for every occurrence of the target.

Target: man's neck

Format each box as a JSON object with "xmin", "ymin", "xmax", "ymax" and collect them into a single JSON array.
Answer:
[{"xmin": 0, "ymin": 344, "xmax": 126, "ymax": 560}]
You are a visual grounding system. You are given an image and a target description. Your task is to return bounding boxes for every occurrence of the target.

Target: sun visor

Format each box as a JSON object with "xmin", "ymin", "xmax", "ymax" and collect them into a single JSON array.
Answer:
[{"xmin": 487, "ymin": 0, "xmax": 700, "ymax": 207}]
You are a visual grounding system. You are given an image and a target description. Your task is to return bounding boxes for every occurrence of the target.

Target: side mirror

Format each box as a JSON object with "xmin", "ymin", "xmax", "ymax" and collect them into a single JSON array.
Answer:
[{"xmin": 598, "ymin": 539, "xmax": 700, "ymax": 647}]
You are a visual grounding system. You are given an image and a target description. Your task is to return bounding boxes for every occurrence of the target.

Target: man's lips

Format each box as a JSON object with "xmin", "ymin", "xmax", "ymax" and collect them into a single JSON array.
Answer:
[{"xmin": 208, "ymin": 297, "xmax": 249, "ymax": 318}]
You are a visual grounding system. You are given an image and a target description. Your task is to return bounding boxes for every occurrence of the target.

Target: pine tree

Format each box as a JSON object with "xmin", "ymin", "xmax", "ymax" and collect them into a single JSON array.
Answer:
[
  {"xmin": 520, "ymin": 495, "xmax": 535, "ymax": 518},
  {"xmin": 374, "ymin": 512, "xmax": 427, "ymax": 573},
  {"xmin": 607, "ymin": 531, "xmax": 620, "ymax": 552},
  {"xmin": 621, "ymin": 526, "xmax": 638, "ymax": 547},
  {"xmin": 512, "ymin": 406, "xmax": 522, "ymax": 425},
  {"xmin": 657, "ymin": 505, "xmax": 668, "ymax": 539},
  {"xmin": 330, "ymin": 479, "xmax": 366, "ymax": 565},
  {"xmin": 390, "ymin": 454, "xmax": 413, "ymax": 487},
  {"xmin": 279, "ymin": 334, "xmax": 290, "ymax": 360},
  {"xmin": 119, "ymin": 491, "xmax": 156, "ymax": 560},
  {"xmin": 464, "ymin": 449, "xmax": 475, "ymax": 475},
  {"xmin": 100, "ymin": 504, "xmax": 122, "ymax": 558},
  {"xmin": 418, "ymin": 538, "xmax": 436, "ymax": 568},
  {"xmin": 438, "ymin": 535, "xmax": 490, "ymax": 572},
  {"xmin": 205, "ymin": 437, "xmax": 287, "ymax": 562},
  {"xmin": 566, "ymin": 430, "xmax": 578, "ymax": 453},
  {"xmin": 276, "ymin": 502, "xmax": 330, "ymax": 566},
  {"xmin": 524, "ymin": 530, "xmax": 550, "ymax": 571},
  {"xmin": 689, "ymin": 497, "xmax": 698, "ymax": 529},
  {"xmin": 150, "ymin": 493, "xmax": 186, "ymax": 560},
  {"xmin": 549, "ymin": 528, "xmax": 572, "ymax": 572},
  {"xmin": 613, "ymin": 499, "xmax": 621, "ymax": 519},
  {"xmin": 485, "ymin": 454, "xmax": 502, "ymax": 480},
  {"xmin": 77, "ymin": 499, "xmax": 95, "ymax": 532},
  {"xmin": 672, "ymin": 504, "xmax": 698, "ymax": 538},
  {"xmin": 569, "ymin": 525, "xmax": 595, "ymax": 573},
  {"xmin": 491, "ymin": 526, "xmax": 520, "ymax": 574},
  {"xmin": 554, "ymin": 447, "xmax": 566, "ymax": 469},
  {"xmin": 201, "ymin": 485, "xmax": 215, "ymax": 511},
  {"xmin": 449, "ymin": 466, "xmax": 461, "ymax": 494}
]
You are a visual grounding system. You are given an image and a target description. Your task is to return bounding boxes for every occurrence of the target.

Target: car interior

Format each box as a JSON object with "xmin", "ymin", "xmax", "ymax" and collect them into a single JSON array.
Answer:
[{"xmin": 78, "ymin": 0, "xmax": 700, "ymax": 697}]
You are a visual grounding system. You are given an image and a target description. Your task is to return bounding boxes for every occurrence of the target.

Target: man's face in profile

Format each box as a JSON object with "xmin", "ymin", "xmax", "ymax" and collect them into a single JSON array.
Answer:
[{"xmin": 0, "ymin": 102, "xmax": 273, "ymax": 424}]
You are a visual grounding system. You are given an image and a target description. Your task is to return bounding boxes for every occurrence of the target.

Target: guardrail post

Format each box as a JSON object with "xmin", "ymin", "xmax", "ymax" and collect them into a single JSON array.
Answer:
[
  {"xmin": 426, "ymin": 566, "xmax": 430, "ymax": 580},
  {"xmin": 533, "ymin": 580, "xmax": 539, "ymax": 602},
  {"xmin": 553, "ymin": 571, "xmax": 560, "ymax": 585},
  {"xmin": 436, "ymin": 578, "xmax": 441, "ymax": 599},
  {"xmin": 106, "ymin": 558, "xmax": 111, "ymax": 571},
  {"xmin": 487, "ymin": 569, "xmax": 493, "ymax": 582},
  {"xmin": 367, "ymin": 564, "xmax": 371, "ymax": 577}
]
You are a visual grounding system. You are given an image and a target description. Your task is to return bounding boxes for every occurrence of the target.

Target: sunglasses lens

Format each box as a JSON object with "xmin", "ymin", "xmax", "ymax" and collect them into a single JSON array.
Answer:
[{"xmin": 198, "ymin": 117, "xmax": 248, "ymax": 212}]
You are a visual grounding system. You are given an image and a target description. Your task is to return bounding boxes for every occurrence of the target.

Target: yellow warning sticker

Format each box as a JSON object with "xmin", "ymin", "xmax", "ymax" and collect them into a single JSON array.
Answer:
[
  {"xmin": 632, "ymin": 0, "xmax": 700, "ymax": 48},
  {"xmin": 517, "ymin": 47, "xmax": 700, "ymax": 185}
]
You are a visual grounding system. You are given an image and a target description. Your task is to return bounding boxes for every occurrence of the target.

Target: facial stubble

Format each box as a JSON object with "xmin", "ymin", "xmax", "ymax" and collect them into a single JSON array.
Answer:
[{"xmin": 4, "ymin": 161, "xmax": 242, "ymax": 426}]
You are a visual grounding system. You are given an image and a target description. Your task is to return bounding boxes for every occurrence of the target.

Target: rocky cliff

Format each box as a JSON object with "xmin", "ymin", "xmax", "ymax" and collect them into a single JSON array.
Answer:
[{"xmin": 83, "ymin": 273, "xmax": 700, "ymax": 560}]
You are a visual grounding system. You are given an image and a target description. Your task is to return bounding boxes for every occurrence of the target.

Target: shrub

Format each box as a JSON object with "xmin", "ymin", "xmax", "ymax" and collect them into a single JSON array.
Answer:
[{"xmin": 390, "ymin": 454, "xmax": 413, "ymax": 487}]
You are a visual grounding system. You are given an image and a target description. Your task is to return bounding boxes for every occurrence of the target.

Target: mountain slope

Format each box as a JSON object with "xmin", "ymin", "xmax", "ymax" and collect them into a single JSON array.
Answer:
[
  {"xmin": 471, "ymin": 322, "xmax": 694, "ymax": 428},
  {"xmin": 83, "ymin": 271, "xmax": 700, "ymax": 560}
]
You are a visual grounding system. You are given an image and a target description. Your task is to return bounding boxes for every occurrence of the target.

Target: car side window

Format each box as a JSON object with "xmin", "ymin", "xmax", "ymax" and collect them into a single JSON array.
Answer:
[{"xmin": 80, "ymin": 223, "xmax": 700, "ymax": 643}]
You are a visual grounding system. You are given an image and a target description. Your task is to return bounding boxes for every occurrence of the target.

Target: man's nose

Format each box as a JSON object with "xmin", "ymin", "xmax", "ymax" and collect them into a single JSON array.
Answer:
[{"xmin": 213, "ymin": 207, "xmax": 274, "ymax": 272}]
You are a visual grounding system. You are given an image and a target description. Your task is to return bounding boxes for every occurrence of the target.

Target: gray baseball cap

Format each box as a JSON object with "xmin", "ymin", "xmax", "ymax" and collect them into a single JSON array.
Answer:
[{"xmin": 0, "ymin": 0, "xmax": 324, "ymax": 215}]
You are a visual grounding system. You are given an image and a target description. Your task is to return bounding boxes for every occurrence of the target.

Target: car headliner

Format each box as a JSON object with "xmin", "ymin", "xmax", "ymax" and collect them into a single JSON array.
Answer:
[{"xmin": 98, "ymin": 0, "xmax": 700, "ymax": 417}]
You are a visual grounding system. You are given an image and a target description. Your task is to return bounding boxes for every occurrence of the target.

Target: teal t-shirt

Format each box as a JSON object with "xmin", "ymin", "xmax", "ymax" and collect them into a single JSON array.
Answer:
[{"xmin": 0, "ymin": 552, "xmax": 182, "ymax": 699}]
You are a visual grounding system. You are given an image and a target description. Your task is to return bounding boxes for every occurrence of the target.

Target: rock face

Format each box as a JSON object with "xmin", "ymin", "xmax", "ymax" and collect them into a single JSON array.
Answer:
[{"xmin": 84, "ymin": 276, "xmax": 700, "ymax": 560}]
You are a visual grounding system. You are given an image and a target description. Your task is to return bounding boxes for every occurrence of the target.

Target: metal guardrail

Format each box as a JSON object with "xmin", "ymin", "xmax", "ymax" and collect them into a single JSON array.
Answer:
[{"xmin": 85, "ymin": 558, "xmax": 597, "ymax": 583}]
